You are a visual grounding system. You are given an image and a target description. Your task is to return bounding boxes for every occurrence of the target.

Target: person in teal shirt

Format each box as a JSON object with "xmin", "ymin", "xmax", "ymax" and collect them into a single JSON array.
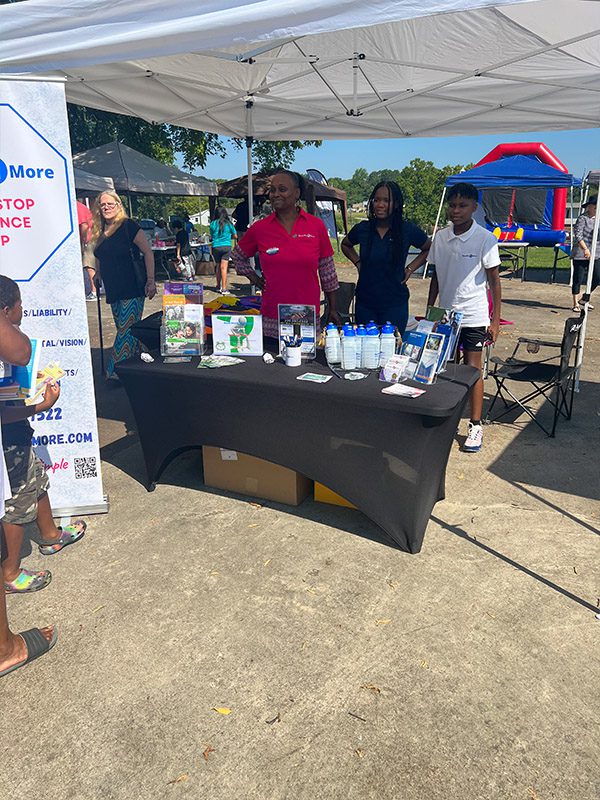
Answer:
[{"xmin": 210, "ymin": 207, "xmax": 237, "ymax": 294}]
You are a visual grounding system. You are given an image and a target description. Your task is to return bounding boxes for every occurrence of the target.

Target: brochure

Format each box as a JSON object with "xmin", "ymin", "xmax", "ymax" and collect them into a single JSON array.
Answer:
[
  {"xmin": 161, "ymin": 283, "xmax": 204, "ymax": 356},
  {"xmin": 25, "ymin": 361, "xmax": 66, "ymax": 406},
  {"xmin": 163, "ymin": 281, "xmax": 203, "ymax": 303},
  {"xmin": 197, "ymin": 356, "xmax": 245, "ymax": 369},
  {"xmin": 400, "ymin": 331, "xmax": 428, "ymax": 380},
  {"xmin": 425, "ymin": 306, "xmax": 464, "ymax": 369},
  {"xmin": 0, "ymin": 338, "xmax": 42, "ymax": 401},
  {"xmin": 380, "ymin": 354, "xmax": 411, "ymax": 383},
  {"xmin": 414, "ymin": 332, "xmax": 445, "ymax": 384},
  {"xmin": 161, "ymin": 305, "xmax": 204, "ymax": 356},
  {"xmin": 382, "ymin": 383, "xmax": 426, "ymax": 398},
  {"xmin": 212, "ymin": 314, "xmax": 263, "ymax": 356},
  {"xmin": 400, "ymin": 330, "xmax": 446, "ymax": 384},
  {"xmin": 296, "ymin": 373, "xmax": 332, "ymax": 383},
  {"xmin": 278, "ymin": 304, "xmax": 317, "ymax": 359}
]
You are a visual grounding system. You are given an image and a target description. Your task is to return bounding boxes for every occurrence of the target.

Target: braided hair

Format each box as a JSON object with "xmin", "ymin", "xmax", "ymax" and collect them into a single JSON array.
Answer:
[{"xmin": 364, "ymin": 181, "xmax": 405, "ymax": 277}]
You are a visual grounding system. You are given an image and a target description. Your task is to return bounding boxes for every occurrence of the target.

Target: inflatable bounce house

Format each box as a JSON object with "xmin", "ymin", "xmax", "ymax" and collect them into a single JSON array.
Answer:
[{"xmin": 444, "ymin": 143, "xmax": 580, "ymax": 246}]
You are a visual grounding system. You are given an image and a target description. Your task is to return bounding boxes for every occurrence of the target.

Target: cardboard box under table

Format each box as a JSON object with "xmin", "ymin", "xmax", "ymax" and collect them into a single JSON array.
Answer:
[{"xmin": 203, "ymin": 447, "xmax": 312, "ymax": 506}]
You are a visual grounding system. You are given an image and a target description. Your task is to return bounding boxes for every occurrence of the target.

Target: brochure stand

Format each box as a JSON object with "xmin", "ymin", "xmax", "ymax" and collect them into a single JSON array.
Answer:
[
  {"xmin": 277, "ymin": 304, "xmax": 317, "ymax": 360},
  {"xmin": 160, "ymin": 281, "xmax": 205, "ymax": 356}
]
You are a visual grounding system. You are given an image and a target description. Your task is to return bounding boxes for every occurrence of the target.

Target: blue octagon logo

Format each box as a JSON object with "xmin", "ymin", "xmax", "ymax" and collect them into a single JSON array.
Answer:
[{"xmin": 0, "ymin": 104, "xmax": 73, "ymax": 282}]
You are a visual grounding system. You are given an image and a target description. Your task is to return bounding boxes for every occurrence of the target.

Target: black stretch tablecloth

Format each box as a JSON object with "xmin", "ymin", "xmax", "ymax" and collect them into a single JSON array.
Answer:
[
  {"xmin": 131, "ymin": 311, "xmax": 162, "ymax": 351},
  {"xmin": 116, "ymin": 352, "xmax": 478, "ymax": 553}
]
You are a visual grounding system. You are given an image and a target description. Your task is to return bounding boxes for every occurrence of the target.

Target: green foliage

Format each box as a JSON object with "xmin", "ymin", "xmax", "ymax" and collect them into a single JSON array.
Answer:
[
  {"xmin": 68, "ymin": 105, "xmax": 225, "ymax": 170},
  {"xmin": 330, "ymin": 159, "xmax": 473, "ymax": 230},
  {"xmin": 69, "ymin": 104, "xmax": 320, "ymax": 174}
]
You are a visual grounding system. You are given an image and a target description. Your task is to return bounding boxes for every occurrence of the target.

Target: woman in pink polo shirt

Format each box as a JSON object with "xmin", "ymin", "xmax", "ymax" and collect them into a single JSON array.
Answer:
[{"xmin": 231, "ymin": 170, "xmax": 341, "ymax": 338}]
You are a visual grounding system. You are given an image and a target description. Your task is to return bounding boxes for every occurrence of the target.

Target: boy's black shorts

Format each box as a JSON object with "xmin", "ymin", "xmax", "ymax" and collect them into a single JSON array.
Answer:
[{"xmin": 458, "ymin": 326, "xmax": 488, "ymax": 353}]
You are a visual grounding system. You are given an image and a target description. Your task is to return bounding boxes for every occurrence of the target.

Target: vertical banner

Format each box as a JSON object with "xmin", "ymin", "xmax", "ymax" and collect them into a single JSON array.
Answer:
[{"xmin": 0, "ymin": 80, "xmax": 106, "ymax": 515}]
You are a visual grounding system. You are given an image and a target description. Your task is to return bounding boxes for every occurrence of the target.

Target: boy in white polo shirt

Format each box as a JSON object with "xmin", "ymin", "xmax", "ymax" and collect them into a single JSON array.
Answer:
[{"xmin": 427, "ymin": 182, "xmax": 501, "ymax": 452}]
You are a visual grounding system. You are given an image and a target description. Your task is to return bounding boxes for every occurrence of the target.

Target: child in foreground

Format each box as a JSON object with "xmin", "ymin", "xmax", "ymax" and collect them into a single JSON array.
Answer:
[
  {"xmin": 0, "ymin": 276, "xmax": 86, "ymax": 594},
  {"xmin": 172, "ymin": 219, "xmax": 196, "ymax": 281},
  {"xmin": 426, "ymin": 182, "xmax": 502, "ymax": 453}
]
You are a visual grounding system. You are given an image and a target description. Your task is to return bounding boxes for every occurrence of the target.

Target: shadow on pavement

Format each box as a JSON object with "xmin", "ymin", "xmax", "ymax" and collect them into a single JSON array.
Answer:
[
  {"xmin": 102, "ymin": 438, "xmax": 401, "ymax": 551},
  {"xmin": 485, "ymin": 378, "xmax": 600, "ymax": 507},
  {"xmin": 432, "ymin": 514, "xmax": 598, "ymax": 614},
  {"xmin": 502, "ymin": 297, "xmax": 571, "ymax": 310}
]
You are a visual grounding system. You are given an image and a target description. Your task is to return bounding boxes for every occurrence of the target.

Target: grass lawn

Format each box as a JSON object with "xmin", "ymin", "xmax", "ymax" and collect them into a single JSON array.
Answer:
[{"xmin": 332, "ymin": 236, "xmax": 569, "ymax": 271}]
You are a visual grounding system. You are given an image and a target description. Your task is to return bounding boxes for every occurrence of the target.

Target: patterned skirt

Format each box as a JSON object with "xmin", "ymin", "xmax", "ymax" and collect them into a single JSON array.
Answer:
[{"xmin": 107, "ymin": 296, "xmax": 145, "ymax": 377}]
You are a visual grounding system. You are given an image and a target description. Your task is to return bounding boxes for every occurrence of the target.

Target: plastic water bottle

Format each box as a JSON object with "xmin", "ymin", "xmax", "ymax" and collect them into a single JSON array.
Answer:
[
  {"xmin": 341, "ymin": 324, "xmax": 357, "ymax": 370},
  {"xmin": 324, "ymin": 323, "xmax": 341, "ymax": 364},
  {"xmin": 355, "ymin": 325, "xmax": 367, "ymax": 368},
  {"xmin": 362, "ymin": 326, "xmax": 380, "ymax": 369},
  {"xmin": 379, "ymin": 322, "xmax": 396, "ymax": 367}
]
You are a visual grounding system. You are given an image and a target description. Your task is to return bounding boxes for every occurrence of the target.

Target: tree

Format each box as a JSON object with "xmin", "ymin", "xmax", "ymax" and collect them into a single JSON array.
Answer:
[
  {"xmin": 330, "ymin": 167, "xmax": 372, "ymax": 205},
  {"xmin": 331, "ymin": 159, "xmax": 473, "ymax": 229},
  {"xmin": 68, "ymin": 105, "xmax": 225, "ymax": 170},
  {"xmin": 68, "ymin": 104, "xmax": 321, "ymax": 173}
]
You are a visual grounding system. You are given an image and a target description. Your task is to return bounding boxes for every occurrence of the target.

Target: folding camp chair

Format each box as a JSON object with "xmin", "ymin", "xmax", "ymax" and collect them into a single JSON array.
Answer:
[
  {"xmin": 485, "ymin": 312, "xmax": 584, "ymax": 436},
  {"xmin": 321, "ymin": 280, "xmax": 356, "ymax": 327}
]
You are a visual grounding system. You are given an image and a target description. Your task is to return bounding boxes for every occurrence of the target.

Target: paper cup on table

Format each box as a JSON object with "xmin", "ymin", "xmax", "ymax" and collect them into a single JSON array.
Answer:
[{"xmin": 283, "ymin": 345, "xmax": 302, "ymax": 367}]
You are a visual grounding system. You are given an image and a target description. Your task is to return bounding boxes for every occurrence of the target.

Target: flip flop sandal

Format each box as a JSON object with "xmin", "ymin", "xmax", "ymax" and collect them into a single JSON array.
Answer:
[
  {"xmin": 0, "ymin": 626, "xmax": 58, "ymax": 678},
  {"xmin": 572, "ymin": 306, "xmax": 580, "ymax": 312},
  {"xmin": 38, "ymin": 520, "xmax": 87, "ymax": 555},
  {"xmin": 4, "ymin": 568, "xmax": 52, "ymax": 594}
]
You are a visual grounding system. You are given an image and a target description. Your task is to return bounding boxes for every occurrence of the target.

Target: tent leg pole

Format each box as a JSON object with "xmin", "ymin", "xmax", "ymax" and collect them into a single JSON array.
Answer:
[
  {"xmin": 424, "ymin": 187, "xmax": 446, "ymax": 279},
  {"xmin": 246, "ymin": 137, "xmax": 254, "ymax": 224},
  {"xmin": 96, "ymin": 291, "xmax": 105, "ymax": 377},
  {"xmin": 245, "ymin": 96, "xmax": 255, "ymax": 225},
  {"xmin": 574, "ymin": 193, "xmax": 600, "ymax": 387}
]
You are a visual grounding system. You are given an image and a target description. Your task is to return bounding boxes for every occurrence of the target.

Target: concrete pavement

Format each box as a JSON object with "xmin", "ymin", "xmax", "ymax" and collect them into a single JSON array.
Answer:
[{"xmin": 1, "ymin": 268, "xmax": 598, "ymax": 800}]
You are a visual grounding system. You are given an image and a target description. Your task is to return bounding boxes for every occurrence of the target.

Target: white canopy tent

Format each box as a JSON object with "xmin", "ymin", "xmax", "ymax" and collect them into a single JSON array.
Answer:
[
  {"xmin": 0, "ymin": 0, "xmax": 598, "ymax": 143},
  {"xmin": 2, "ymin": 0, "xmax": 599, "ymax": 221},
  {"xmin": 0, "ymin": 0, "xmax": 599, "ymax": 365}
]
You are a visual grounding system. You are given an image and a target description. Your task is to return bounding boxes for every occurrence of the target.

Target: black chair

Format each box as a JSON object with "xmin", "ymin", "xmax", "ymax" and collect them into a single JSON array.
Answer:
[
  {"xmin": 485, "ymin": 312, "xmax": 584, "ymax": 437},
  {"xmin": 321, "ymin": 280, "xmax": 356, "ymax": 327}
]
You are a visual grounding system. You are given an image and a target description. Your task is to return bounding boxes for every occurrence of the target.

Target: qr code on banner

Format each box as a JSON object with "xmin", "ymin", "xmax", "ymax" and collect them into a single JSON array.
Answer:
[{"xmin": 74, "ymin": 456, "xmax": 97, "ymax": 480}]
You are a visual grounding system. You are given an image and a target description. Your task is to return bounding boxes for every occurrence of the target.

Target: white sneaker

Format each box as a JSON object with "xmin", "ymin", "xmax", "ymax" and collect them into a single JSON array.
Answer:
[{"xmin": 463, "ymin": 422, "xmax": 483, "ymax": 453}]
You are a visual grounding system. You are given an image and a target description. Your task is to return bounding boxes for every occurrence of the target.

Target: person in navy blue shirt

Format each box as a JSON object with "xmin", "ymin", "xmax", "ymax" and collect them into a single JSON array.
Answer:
[{"xmin": 341, "ymin": 181, "xmax": 431, "ymax": 333}]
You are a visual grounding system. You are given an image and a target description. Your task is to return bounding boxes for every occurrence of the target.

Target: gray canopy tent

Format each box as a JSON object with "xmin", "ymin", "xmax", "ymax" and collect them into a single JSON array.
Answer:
[
  {"xmin": 73, "ymin": 141, "xmax": 218, "ymax": 213},
  {"xmin": 217, "ymin": 172, "xmax": 348, "ymax": 235},
  {"xmin": 74, "ymin": 166, "xmax": 114, "ymax": 195}
]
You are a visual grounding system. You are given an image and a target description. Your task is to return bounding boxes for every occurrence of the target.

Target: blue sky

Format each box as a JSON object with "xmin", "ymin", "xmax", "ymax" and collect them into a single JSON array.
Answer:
[{"xmin": 200, "ymin": 128, "xmax": 599, "ymax": 182}]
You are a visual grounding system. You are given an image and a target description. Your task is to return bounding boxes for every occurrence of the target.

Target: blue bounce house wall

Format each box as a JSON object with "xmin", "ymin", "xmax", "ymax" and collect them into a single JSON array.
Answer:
[{"xmin": 479, "ymin": 187, "xmax": 566, "ymax": 246}]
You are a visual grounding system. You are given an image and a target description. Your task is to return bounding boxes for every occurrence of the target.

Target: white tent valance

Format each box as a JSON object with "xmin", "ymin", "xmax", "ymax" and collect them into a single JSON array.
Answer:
[{"xmin": 1, "ymin": 0, "xmax": 599, "ymax": 141}]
